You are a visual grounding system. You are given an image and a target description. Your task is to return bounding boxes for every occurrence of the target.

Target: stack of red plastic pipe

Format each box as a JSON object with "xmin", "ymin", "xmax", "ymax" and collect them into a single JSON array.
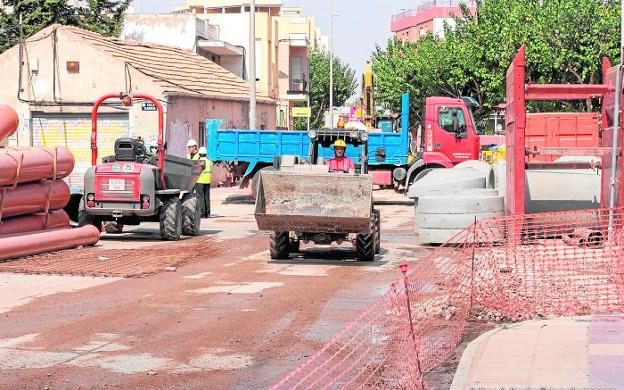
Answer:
[{"xmin": 0, "ymin": 105, "xmax": 100, "ymax": 261}]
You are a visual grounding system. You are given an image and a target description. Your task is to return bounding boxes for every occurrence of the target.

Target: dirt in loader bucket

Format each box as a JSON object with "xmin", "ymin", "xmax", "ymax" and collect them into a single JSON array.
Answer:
[{"xmin": 254, "ymin": 168, "xmax": 373, "ymax": 234}]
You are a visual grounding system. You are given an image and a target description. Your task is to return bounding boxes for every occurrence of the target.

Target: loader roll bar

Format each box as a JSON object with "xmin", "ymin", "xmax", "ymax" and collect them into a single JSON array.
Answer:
[{"xmin": 91, "ymin": 93, "xmax": 165, "ymax": 188}]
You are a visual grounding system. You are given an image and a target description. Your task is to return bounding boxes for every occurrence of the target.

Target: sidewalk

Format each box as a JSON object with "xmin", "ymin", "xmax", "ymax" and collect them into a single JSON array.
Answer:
[{"xmin": 451, "ymin": 315, "xmax": 624, "ymax": 389}]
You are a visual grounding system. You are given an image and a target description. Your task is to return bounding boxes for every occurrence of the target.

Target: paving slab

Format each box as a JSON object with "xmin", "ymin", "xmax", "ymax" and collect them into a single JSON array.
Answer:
[{"xmin": 451, "ymin": 315, "xmax": 624, "ymax": 389}]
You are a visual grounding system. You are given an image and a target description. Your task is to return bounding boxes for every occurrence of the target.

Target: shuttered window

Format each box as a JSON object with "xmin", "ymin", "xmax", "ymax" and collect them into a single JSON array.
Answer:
[{"xmin": 31, "ymin": 113, "xmax": 130, "ymax": 189}]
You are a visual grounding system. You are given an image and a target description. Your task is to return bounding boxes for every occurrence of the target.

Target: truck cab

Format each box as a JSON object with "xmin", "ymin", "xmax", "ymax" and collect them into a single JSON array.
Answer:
[{"xmin": 421, "ymin": 96, "xmax": 480, "ymax": 167}]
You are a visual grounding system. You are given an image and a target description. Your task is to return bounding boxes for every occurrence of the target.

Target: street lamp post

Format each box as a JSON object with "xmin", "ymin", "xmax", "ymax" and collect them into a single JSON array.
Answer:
[
  {"xmin": 329, "ymin": 0, "xmax": 334, "ymax": 128},
  {"xmin": 249, "ymin": 0, "xmax": 257, "ymax": 130}
]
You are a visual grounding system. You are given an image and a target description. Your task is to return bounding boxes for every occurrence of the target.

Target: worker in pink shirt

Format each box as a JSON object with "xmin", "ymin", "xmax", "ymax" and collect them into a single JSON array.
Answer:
[{"xmin": 328, "ymin": 139, "xmax": 355, "ymax": 173}]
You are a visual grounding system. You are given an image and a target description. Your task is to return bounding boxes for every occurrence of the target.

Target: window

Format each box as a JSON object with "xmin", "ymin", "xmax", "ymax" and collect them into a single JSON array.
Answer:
[
  {"xmin": 291, "ymin": 57, "xmax": 302, "ymax": 84},
  {"xmin": 255, "ymin": 40, "xmax": 261, "ymax": 82},
  {"xmin": 438, "ymin": 107, "xmax": 467, "ymax": 136}
]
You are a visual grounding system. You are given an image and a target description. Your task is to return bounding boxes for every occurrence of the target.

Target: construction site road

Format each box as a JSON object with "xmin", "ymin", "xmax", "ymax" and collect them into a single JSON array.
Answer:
[{"xmin": 0, "ymin": 187, "xmax": 428, "ymax": 389}]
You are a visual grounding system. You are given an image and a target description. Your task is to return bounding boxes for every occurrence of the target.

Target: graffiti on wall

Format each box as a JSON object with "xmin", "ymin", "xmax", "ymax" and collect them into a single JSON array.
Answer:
[
  {"xmin": 168, "ymin": 119, "xmax": 194, "ymax": 156},
  {"xmin": 32, "ymin": 117, "xmax": 127, "ymax": 189}
]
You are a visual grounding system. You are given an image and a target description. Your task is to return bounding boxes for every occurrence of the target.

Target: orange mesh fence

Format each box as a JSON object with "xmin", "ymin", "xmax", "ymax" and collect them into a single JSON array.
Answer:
[{"xmin": 272, "ymin": 207, "xmax": 624, "ymax": 389}]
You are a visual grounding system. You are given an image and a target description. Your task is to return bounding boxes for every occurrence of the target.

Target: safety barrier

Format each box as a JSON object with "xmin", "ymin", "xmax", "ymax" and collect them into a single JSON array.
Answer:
[{"xmin": 272, "ymin": 207, "xmax": 624, "ymax": 389}]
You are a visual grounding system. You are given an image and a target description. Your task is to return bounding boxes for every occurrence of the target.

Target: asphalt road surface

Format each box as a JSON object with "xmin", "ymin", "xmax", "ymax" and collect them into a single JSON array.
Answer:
[{"xmin": 0, "ymin": 188, "xmax": 426, "ymax": 389}]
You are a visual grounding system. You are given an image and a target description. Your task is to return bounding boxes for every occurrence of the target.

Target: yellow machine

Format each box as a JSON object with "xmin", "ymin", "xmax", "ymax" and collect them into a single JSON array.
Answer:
[{"xmin": 361, "ymin": 61, "xmax": 375, "ymax": 129}]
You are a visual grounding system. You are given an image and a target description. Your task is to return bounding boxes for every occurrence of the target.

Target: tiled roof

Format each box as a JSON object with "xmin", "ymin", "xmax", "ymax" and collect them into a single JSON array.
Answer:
[{"xmin": 61, "ymin": 25, "xmax": 273, "ymax": 103}]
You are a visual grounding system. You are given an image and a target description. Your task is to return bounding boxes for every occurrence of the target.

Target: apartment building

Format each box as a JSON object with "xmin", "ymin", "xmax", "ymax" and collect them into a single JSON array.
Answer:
[
  {"xmin": 175, "ymin": 0, "xmax": 328, "ymax": 129},
  {"xmin": 391, "ymin": 0, "xmax": 476, "ymax": 43}
]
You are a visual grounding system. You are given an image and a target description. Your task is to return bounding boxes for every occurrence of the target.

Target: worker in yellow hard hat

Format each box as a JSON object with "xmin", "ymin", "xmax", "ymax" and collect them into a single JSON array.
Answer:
[{"xmin": 328, "ymin": 139, "xmax": 355, "ymax": 173}]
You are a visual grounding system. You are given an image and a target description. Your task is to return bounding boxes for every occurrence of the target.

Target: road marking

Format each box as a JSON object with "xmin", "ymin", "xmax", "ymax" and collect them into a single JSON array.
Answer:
[
  {"xmin": 257, "ymin": 263, "xmax": 335, "ymax": 277},
  {"xmin": 188, "ymin": 282, "xmax": 284, "ymax": 294},
  {"xmin": 173, "ymin": 349, "xmax": 253, "ymax": 372},
  {"xmin": 183, "ymin": 272, "xmax": 213, "ymax": 279},
  {"xmin": 0, "ymin": 273, "xmax": 119, "ymax": 314}
]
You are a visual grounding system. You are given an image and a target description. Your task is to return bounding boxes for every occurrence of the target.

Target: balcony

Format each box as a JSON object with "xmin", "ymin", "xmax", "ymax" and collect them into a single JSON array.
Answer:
[{"xmin": 391, "ymin": 0, "xmax": 476, "ymax": 22}]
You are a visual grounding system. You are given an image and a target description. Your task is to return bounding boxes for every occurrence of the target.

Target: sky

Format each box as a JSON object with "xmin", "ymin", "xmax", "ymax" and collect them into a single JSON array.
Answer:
[{"xmin": 130, "ymin": 0, "xmax": 417, "ymax": 81}]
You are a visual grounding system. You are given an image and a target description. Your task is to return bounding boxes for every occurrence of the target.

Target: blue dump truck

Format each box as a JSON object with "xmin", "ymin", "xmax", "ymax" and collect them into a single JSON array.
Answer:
[{"xmin": 207, "ymin": 93, "xmax": 412, "ymax": 191}]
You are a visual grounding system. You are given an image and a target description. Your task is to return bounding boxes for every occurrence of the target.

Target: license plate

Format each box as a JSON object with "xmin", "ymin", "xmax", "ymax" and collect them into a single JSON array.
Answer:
[{"xmin": 109, "ymin": 179, "xmax": 126, "ymax": 191}]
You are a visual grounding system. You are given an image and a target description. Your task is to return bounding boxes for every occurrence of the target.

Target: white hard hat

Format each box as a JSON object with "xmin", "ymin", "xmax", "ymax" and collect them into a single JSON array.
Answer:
[
  {"xmin": 198, "ymin": 147, "xmax": 207, "ymax": 155},
  {"xmin": 187, "ymin": 139, "xmax": 198, "ymax": 147}
]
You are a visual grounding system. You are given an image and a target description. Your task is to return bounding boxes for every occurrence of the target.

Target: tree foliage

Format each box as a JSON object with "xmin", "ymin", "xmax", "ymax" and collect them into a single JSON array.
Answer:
[
  {"xmin": 0, "ymin": 0, "xmax": 130, "ymax": 53},
  {"xmin": 294, "ymin": 49, "xmax": 357, "ymax": 130},
  {"xmin": 373, "ymin": 0, "xmax": 621, "ymax": 125}
]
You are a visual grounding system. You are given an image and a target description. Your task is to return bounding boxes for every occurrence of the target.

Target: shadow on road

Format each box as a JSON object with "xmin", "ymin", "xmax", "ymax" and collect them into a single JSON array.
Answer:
[
  {"xmin": 98, "ymin": 229, "xmax": 223, "ymax": 242},
  {"xmin": 269, "ymin": 247, "xmax": 389, "ymax": 267}
]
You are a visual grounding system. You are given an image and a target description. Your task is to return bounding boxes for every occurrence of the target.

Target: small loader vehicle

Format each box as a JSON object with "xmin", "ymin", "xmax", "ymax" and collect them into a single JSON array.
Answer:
[
  {"xmin": 79, "ymin": 93, "xmax": 204, "ymax": 240},
  {"xmin": 254, "ymin": 129, "xmax": 380, "ymax": 261}
]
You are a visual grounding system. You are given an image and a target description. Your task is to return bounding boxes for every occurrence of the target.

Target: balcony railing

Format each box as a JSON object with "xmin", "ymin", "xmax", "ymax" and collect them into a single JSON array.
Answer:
[{"xmin": 391, "ymin": 0, "xmax": 476, "ymax": 22}]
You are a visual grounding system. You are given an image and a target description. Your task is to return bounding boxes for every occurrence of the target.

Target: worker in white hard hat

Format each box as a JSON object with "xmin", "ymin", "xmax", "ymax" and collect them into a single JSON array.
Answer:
[
  {"xmin": 186, "ymin": 139, "xmax": 199, "ymax": 160},
  {"xmin": 195, "ymin": 147, "xmax": 213, "ymax": 218},
  {"xmin": 149, "ymin": 140, "xmax": 158, "ymax": 154}
]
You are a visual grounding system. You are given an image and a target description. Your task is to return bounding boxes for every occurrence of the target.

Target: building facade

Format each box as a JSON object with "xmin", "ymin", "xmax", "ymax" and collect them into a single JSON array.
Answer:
[
  {"xmin": 173, "ymin": 0, "xmax": 328, "ymax": 129},
  {"xmin": 121, "ymin": 14, "xmax": 246, "ymax": 79},
  {"xmin": 391, "ymin": 0, "xmax": 476, "ymax": 43}
]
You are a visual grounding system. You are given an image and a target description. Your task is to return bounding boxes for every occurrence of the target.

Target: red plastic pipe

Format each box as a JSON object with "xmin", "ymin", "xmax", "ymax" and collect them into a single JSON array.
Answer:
[
  {"xmin": 1, "ymin": 180, "xmax": 70, "ymax": 219},
  {"xmin": 0, "ymin": 210, "xmax": 70, "ymax": 236},
  {"xmin": 0, "ymin": 225, "xmax": 100, "ymax": 261},
  {"xmin": 0, "ymin": 105, "xmax": 19, "ymax": 143},
  {"xmin": 0, "ymin": 146, "xmax": 74, "ymax": 187}
]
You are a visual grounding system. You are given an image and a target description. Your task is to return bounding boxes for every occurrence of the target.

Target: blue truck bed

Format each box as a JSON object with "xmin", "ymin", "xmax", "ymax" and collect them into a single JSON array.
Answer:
[
  {"xmin": 206, "ymin": 126, "xmax": 408, "ymax": 177},
  {"xmin": 206, "ymin": 93, "xmax": 410, "ymax": 178}
]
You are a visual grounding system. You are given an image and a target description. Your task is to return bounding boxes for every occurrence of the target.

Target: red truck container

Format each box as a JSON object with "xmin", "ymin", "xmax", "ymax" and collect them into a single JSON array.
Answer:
[{"xmin": 525, "ymin": 112, "xmax": 600, "ymax": 162}]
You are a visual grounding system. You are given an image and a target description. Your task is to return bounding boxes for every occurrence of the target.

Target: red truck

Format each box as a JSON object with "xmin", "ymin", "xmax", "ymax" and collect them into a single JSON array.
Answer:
[
  {"xmin": 405, "ymin": 96, "xmax": 482, "ymax": 187},
  {"xmin": 405, "ymin": 97, "xmax": 600, "ymax": 189}
]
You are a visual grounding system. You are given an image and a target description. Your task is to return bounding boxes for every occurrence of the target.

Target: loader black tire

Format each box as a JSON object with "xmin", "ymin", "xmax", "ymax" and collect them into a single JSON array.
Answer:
[
  {"xmin": 373, "ymin": 209, "xmax": 381, "ymax": 254},
  {"xmin": 160, "ymin": 197, "xmax": 182, "ymax": 241},
  {"xmin": 182, "ymin": 194, "xmax": 201, "ymax": 236},
  {"xmin": 103, "ymin": 221, "xmax": 124, "ymax": 234},
  {"xmin": 356, "ymin": 233, "xmax": 375, "ymax": 262},
  {"xmin": 78, "ymin": 211, "xmax": 101, "ymax": 230},
  {"xmin": 270, "ymin": 231, "xmax": 290, "ymax": 259},
  {"xmin": 289, "ymin": 239, "xmax": 301, "ymax": 253}
]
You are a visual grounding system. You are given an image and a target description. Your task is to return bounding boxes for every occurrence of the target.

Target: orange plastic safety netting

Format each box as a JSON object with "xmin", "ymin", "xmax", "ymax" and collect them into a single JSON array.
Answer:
[{"xmin": 272, "ymin": 207, "xmax": 624, "ymax": 389}]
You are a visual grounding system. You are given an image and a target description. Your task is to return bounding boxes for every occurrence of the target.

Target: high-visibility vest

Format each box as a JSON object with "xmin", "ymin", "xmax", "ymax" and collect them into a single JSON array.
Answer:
[
  {"xmin": 197, "ymin": 158, "xmax": 213, "ymax": 184},
  {"xmin": 187, "ymin": 153, "xmax": 200, "ymax": 160}
]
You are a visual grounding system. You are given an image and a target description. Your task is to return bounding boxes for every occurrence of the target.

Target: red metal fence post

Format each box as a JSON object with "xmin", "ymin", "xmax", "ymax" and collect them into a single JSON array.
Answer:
[{"xmin": 399, "ymin": 263, "xmax": 425, "ymax": 389}]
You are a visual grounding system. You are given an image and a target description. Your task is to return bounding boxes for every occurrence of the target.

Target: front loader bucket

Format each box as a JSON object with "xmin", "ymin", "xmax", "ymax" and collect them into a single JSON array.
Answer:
[{"xmin": 255, "ymin": 170, "xmax": 373, "ymax": 234}]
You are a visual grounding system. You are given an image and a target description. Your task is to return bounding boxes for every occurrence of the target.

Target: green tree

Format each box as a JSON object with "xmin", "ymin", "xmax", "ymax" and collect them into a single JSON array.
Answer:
[
  {"xmin": 294, "ymin": 49, "xmax": 357, "ymax": 130},
  {"xmin": 373, "ymin": 0, "xmax": 621, "ymax": 125},
  {"xmin": 78, "ymin": 0, "xmax": 130, "ymax": 37},
  {"xmin": 0, "ymin": 0, "xmax": 130, "ymax": 53}
]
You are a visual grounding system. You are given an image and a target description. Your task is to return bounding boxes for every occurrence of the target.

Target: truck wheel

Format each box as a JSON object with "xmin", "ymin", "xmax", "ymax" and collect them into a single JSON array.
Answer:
[
  {"xmin": 104, "ymin": 221, "xmax": 124, "ymax": 234},
  {"xmin": 373, "ymin": 210, "xmax": 381, "ymax": 254},
  {"xmin": 181, "ymin": 194, "xmax": 201, "ymax": 236},
  {"xmin": 160, "ymin": 197, "xmax": 182, "ymax": 241},
  {"xmin": 289, "ymin": 239, "xmax": 301, "ymax": 253},
  {"xmin": 356, "ymin": 232, "xmax": 375, "ymax": 262},
  {"xmin": 270, "ymin": 231, "xmax": 290, "ymax": 259},
  {"xmin": 78, "ymin": 211, "xmax": 101, "ymax": 230}
]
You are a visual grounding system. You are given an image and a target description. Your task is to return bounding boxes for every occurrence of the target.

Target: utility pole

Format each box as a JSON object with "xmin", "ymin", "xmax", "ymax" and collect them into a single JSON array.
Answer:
[
  {"xmin": 329, "ymin": 0, "xmax": 334, "ymax": 128},
  {"xmin": 608, "ymin": 0, "xmax": 624, "ymax": 234},
  {"xmin": 249, "ymin": 0, "xmax": 257, "ymax": 130}
]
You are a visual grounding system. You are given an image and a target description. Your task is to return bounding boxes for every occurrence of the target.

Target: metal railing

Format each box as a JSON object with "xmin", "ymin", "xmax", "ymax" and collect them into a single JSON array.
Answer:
[{"xmin": 391, "ymin": 0, "xmax": 476, "ymax": 22}]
